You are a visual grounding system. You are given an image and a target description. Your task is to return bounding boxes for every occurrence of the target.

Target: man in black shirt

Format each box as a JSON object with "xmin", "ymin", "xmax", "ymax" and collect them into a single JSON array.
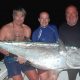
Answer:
[{"xmin": 59, "ymin": 5, "xmax": 80, "ymax": 80}]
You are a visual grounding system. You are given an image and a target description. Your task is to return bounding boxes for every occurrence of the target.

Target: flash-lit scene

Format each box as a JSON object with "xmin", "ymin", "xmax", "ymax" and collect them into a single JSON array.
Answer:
[{"xmin": 0, "ymin": 0, "xmax": 80, "ymax": 80}]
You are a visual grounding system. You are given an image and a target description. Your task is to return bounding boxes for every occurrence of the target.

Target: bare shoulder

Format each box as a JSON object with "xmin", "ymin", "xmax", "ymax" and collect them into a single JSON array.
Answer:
[
  {"xmin": 23, "ymin": 24, "xmax": 31, "ymax": 32},
  {"xmin": 1, "ymin": 23, "xmax": 12, "ymax": 32}
]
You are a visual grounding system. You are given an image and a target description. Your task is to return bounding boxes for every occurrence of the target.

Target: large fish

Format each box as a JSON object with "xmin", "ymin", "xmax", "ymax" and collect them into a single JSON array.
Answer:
[{"xmin": 0, "ymin": 41, "xmax": 80, "ymax": 72}]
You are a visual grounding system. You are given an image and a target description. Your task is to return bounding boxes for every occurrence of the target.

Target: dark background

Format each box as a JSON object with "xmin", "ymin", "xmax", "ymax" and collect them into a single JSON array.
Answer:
[{"xmin": 0, "ymin": 0, "xmax": 80, "ymax": 60}]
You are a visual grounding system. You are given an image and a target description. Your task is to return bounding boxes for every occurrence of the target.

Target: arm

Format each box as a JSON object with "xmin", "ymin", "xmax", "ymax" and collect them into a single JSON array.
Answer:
[
  {"xmin": 32, "ymin": 28, "xmax": 39, "ymax": 42},
  {"xmin": 0, "ymin": 27, "xmax": 25, "ymax": 63},
  {"xmin": 0, "ymin": 27, "xmax": 6, "ymax": 41},
  {"xmin": 32, "ymin": 31, "xmax": 37, "ymax": 42},
  {"xmin": 0, "ymin": 26, "xmax": 10, "ymax": 55},
  {"xmin": 50, "ymin": 25, "xmax": 59, "ymax": 41},
  {"xmin": 24, "ymin": 25, "xmax": 31, "ymax": 41},
  {"xmin": 49, "ymin": 25, "xmax": 59, "ymax": 42}
]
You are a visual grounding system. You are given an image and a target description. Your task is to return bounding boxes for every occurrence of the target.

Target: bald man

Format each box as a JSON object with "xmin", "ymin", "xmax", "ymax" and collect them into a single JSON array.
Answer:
[{"xmin": 59, "ymin": 5, "xmax": 80, "ymax": 80}]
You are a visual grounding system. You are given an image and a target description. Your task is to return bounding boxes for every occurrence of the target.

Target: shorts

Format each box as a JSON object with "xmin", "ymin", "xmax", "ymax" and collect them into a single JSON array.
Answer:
[{"xmin": 4, "ymin": 60, "xmax": 36, "ymax": 78}]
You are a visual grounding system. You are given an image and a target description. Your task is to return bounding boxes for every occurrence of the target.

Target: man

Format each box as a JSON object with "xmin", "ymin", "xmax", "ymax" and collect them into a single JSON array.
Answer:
[
  {"xmin": 59, "ymin": 5, "xmax": 80, "ymax": 80},
  {"xmin": 0, "ymin": 8, "xmax": 38, "ymax": 80},
  {"xmin": 32, "ymin": 11, "xmax": 59, "ymax": 80}
]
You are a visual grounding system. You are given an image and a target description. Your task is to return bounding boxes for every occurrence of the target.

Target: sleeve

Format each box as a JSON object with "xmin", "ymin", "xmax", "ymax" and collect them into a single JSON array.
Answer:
[
  {"xmin": 32, "ymin": 31, "xmax": 38, "ymax": 42},
  {"xmin": 50, "ymin": 25, "xmax": 59, "ymax": 41}
]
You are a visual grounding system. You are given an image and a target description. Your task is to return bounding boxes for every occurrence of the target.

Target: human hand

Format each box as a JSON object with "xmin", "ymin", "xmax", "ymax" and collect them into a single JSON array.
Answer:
[
  {"xmin": 0, "ymin": 48, "xmax": 9, "ymax": 56},
  {"xmin": 17, "ymin": 56, "xmax": 26, "ymax": 64}
]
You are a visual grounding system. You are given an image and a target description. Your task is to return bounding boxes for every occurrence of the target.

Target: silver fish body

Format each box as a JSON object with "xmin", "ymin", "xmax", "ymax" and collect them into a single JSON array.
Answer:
[{"xmin": 0, "ymin": 41, "xmax": 80, "ymax": 71}]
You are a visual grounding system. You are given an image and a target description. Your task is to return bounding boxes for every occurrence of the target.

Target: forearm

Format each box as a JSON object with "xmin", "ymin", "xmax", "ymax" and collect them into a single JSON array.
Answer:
[{"xmin": 0, "ymin": 48, "xmax": 9, "ymax": 56}]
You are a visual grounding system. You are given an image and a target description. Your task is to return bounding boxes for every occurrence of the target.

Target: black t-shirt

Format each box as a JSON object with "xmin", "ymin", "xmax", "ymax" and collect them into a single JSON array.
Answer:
[{"xmin": 59, "ymin": 22, "xmax": 80, "ymax": 48}]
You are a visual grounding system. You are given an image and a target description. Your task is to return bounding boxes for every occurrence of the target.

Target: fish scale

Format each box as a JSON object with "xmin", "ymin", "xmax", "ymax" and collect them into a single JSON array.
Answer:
[{"xmin": 0, "ymin": 41, "xmax": 80, "ymax": 72}]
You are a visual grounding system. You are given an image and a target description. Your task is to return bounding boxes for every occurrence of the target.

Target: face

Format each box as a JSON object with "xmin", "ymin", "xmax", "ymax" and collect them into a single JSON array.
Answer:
[
  {"xmin": 13, "ymin": 11, "xmax": 25, "ymax": 25},
  {"xmin": 66, "ymin": 6, "xmax": 78, "ymax": 26},
  {"xmin": 38, "ymin": 12, "xmax": 50, "ymax": 27}
]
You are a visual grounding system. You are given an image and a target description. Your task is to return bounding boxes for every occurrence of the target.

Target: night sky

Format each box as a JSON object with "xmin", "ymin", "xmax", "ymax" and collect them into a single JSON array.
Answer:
[
  {"xmin": 0, "ymin": 0, "xmax": 80, "ymax": 59},
  {"xmin": 0, "ymin": 0, "xmax": 80, "ymax": 30}
]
